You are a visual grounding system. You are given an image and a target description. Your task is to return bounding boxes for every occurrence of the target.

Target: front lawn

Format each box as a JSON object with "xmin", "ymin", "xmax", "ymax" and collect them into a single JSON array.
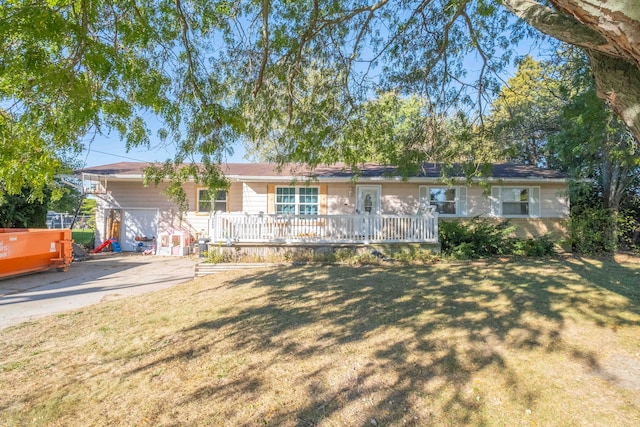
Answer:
[{"xmin": 1, "ymin": 256, "xmax": 639, "ymax": 426}]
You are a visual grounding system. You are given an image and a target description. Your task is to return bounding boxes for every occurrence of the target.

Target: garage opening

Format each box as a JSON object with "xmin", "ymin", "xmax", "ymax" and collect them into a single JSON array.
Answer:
[{"xmin": 105, "ymin": 208, "xmax": 158, "ymax": 252}]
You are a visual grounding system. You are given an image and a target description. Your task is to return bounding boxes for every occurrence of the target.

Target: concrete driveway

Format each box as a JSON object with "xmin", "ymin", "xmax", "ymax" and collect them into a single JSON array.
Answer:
[{"xmin": 0, "ymin": 254, "xmax": 198, "ymax": 329}]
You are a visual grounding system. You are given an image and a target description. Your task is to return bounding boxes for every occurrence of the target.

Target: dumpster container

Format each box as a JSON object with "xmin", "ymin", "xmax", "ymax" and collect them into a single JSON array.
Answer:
[{"xmin": 0, "ymin": 228, "xmax": 74, "ymax": 280}]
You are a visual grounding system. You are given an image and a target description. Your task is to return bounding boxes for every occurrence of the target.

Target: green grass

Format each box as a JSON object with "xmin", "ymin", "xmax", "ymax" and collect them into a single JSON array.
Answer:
[
  {"xmin": 71, "ymin": 229, "xmax": 95, "ymax": 247},
  {"xmin": 1, "ymin": 256, "xmax": 639, "ymax": 426}
]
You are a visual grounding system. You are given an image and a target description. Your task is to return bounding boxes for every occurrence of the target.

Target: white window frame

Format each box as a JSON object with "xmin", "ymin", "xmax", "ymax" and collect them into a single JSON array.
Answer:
[
  {"xmin": 197, "ymin": 189, "xmax": 228, "ymax": 214},
  {"xmin": 490, "ymin": 186, "xmax": 541, "ymax": 218},
  {"xmin": 419, "ymin": 186, "xmax": 467, "ymax": 217},
  {"xmin": 275, "ymin": 186, "xmax": 320, "ymax": 215}
]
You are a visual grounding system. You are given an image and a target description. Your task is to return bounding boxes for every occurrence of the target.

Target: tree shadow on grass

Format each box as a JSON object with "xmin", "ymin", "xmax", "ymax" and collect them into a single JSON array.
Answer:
[{"xmin": 161, "ymin": 257, "xmax": 640, "ymax": 425}]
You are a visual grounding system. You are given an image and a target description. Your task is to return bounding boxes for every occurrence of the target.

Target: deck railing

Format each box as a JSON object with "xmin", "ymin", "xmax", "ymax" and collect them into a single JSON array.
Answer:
[{"xmin": 210, "ymin": 212, "xmax": 438, "ymax": 244}]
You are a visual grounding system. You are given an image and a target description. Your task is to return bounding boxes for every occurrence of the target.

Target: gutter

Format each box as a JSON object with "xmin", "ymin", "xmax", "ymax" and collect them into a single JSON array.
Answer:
[{"xmin": 80, "ymin": 173, "xmax": 571, "ymax": 184}]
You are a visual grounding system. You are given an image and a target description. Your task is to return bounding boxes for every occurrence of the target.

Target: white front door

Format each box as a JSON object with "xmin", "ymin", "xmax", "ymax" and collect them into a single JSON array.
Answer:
[
  {"xmin": 356, "ymin": 185, "xmax": 382, "ymax": 215},
  {"xmin": 355, "ymin": 185, "xmax": 381, "ymax": 242}
]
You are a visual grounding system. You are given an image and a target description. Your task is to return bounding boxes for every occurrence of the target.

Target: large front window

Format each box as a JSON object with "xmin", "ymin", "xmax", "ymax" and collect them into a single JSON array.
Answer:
[
  {"xmin": 198, "ymin": 189, "xmax": 228, "ymax": 213},
  {"xmin": 276, "ymin": 187, "xmax": 319, "ymax": 215},
  {"xmin": 502, "ymin": 187, "xmax": 529, "ymax": 216}
]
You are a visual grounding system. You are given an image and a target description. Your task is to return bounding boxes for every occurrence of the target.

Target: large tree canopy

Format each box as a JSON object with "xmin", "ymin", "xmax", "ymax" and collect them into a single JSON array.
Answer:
[{"xmin": 1, "ymin": 0, "xmax": 639, "ymax": 205}]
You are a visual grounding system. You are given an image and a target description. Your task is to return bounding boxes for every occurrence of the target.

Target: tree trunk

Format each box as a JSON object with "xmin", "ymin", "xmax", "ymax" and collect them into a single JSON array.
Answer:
[
  {"xmin": 587, "ymin": 51, "xmax": 640, "ymax": 144},
  {"xmin": 503, "ymin": 0, "xmax": 640, "ymax": 142}
]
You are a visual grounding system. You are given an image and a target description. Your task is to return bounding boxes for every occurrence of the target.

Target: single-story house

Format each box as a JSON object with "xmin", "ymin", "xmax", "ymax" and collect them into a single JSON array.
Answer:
[{"xmin": 79, "ymin": 162, "xmax": 569, "ymax": 254}]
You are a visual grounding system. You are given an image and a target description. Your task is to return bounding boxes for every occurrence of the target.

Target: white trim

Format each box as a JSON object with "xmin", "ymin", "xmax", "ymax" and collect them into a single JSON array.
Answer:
[
  {"xmin": 196, "ymin": 188, "xmax": 228, "ymax": 214},
  {"xmin": 82, "ymin": 172, "xmax": 570, "ymax": 185},
  {"xmin": 491, "ymin": 186, "xmax": 541, "ymax": 218},
  {"xmin": 274, "ymin": 185, "xmax": 320, "ymax": 215},
  {"xmin": 420, "ymin": 185, "xmax": 467, "ymax": 217},
  {"xmin": 356, "ymin": 185, "xmax": 382, "ymax": 215}
]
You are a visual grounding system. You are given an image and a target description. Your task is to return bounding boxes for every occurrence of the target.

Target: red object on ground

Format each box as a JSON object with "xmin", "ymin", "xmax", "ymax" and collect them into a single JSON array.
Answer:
[
  {"xmin": 92, "ymin": 238, "xmax": 114, "ymax": 253},
  {"xmin": 0, "ymin": 228, "xmax": 74, "ymax": 279}
]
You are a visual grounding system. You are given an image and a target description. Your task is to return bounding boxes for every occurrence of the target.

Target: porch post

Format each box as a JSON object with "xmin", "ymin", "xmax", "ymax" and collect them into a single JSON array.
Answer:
[{"xmin": 364, "ymin": 215, "xmax": 370, "ymax": 244}]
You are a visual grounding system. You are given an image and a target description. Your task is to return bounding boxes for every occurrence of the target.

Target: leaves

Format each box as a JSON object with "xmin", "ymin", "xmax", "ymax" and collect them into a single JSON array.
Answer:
[{"xmin": 2, "ymin": 0, "xmax": 640, "ymax": 210}]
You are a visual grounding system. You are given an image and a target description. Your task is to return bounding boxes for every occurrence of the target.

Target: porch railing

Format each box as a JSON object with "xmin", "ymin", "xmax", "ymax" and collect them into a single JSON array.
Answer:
[{"xmin": 209, "ymin": 212, "xmax": 438, "ymax": 244}]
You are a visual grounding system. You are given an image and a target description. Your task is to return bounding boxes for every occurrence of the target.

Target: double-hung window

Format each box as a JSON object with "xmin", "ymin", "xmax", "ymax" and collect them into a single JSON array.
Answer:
[
  {"xmin": 197, "ymin": 189, "xmax": 228, "ymax": 213},
  {"xmin": 276, "ymin": 187, "xmax": 319, "ymax": 215},
  {"xmin": 419, "ymin": 186, "xmax": 467, "ymax": 216},
  {"xmin": 491, "ymin": 186, "xmax": 540, "ymax": 218},
  {"xmin": 502, "ymin": 188, "xmax": 530, "ymax": 215}
]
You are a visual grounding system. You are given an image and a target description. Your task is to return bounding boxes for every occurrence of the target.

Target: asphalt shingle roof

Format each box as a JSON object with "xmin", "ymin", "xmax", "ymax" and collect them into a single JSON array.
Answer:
[{"xmin": 80, "ymin": 162, "xmax": 567, "ymax": 180}]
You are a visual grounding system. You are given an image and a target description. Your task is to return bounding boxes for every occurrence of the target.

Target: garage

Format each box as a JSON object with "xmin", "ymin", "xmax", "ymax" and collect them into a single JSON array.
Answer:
[{"xmin": 104, "ymin": 208, "xmax": 158, "ymax": 252}]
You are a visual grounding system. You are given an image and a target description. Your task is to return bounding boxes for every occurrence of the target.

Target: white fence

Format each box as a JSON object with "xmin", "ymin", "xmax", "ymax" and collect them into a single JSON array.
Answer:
[{"xmin": 210, "ymin": 212, "xmax": 438, "ymax": 244}]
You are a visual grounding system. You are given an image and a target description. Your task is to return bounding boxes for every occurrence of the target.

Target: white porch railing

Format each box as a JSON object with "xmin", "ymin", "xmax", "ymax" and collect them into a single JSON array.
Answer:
[{"xmin": 209, "ymin": 212, "xmax": 438, "ymax": 244}]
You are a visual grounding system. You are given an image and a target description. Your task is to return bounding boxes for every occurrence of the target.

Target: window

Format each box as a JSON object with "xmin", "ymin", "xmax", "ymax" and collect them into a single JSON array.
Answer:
[
  {"xmin": 276, "ymin": 187, "xmax": 319, "ymax": 215},
  {"xmin": 197, "ymin": 189, "xmax": 228, "ymax": 213},
  {"xmin": 429, "ymin": 187, "xmax": 457, "ymax": 215},
  {"xmin": 491, "ymin": 186, "xmax": 540, "ymax": 218},
  {"xmin": 502, "ymin": 187, "xmax": 529, "ymax": 215},
  {"xmin": 298, "ymin": 187, "xmax": 319, "ymax": 215},
  {"xmin": 419, "ymin": 186, "xmax": 467, "ymax": 216}
]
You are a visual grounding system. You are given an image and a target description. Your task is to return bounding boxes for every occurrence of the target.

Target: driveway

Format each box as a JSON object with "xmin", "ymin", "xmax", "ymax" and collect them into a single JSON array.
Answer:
[{"xmin": 0, "ymin": 254, "xmax": 198, "ymax": 329}]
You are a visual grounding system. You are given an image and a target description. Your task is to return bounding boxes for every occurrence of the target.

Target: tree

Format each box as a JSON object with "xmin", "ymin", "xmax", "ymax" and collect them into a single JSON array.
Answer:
[
  {"xmin": 489, "ymin": 55, "xmax": 562, "ymax": 165},
  {"xmin": 504, "ymin": 1, "xmax": 640, "ymax": 143},
  {"xmin": 0, "ymin": 187, "xmax": 49, "ymax": 228},
  {"xmin": 2, "ymin": 0, "xmax": 640, "ymax": 202},
  {"xmin": 490, "ymin": 49, "xmax": 640, "ymax": 251}
]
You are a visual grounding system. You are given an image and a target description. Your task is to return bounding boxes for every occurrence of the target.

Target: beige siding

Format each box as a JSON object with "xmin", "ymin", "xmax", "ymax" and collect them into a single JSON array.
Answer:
[
  {"xmin": 466, "ymin": 186, "xmax": 491, "ymax": 217},
  {"xmin": 327, "ymin": 183, "xmax": 354, "ymax": 214},
  {"xmin": 96, "ymin": 178, "xmax": 569, "ymax": 246},
  {"xmin": 95, "ymin": 180, "xmax": 204, "ymax": 247},
  {"xmin": 229, "ymin": 182, "xmax": 243, "ymax": 211},
  {"xmin": 540, "ymin": 185, "xmax": 569, "ymax": 217},
  {"xmin": 242, "ymin": 182, "xmax": 268, "ymax": 213},
  {"xmin": 382, "ymin": 184, "xmax": 419, "ymax": 214}
]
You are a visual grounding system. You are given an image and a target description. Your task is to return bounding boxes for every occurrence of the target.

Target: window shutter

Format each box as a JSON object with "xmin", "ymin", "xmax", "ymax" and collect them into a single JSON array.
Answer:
[
  {"xmin": 530, "ymin": 186, "xmax": 541, "ymax": 218},
  {"xmin": 319, "ymin": 184, "xmax": 328, "ymax": 215},
  {"xmin": 267, "ymin": 184, "xmax": 275, "ymax": 214},
  {"xmin": 490, "ymin": 186, "xmax": 501, "ymax": 217},
  {"xmin": 458, "ymin": 186, "xmax": 467, "ymax": 217}
]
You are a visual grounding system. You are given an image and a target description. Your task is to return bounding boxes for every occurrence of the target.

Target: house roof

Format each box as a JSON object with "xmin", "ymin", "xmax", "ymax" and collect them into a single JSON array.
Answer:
[{"xmin": 79, "ymin": 161, "xmax": 568, "ymax": 182}]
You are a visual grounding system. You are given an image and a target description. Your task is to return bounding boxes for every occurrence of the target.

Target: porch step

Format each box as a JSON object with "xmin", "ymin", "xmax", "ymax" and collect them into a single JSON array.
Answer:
[{"xmin": 194, "ymin": 262, "xmax": 283, "ymax": 278}]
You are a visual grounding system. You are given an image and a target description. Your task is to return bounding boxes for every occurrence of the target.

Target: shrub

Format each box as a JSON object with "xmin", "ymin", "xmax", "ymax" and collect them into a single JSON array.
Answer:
[
  {"xmin": 439, "ymin": 219, "xmax": 555, "ymax": 259},
  {"xmin": 334, "ymin": 248, "xmax": 357, "ymax": 262},
  {"xmin": 439, "ymin": 219, "xmax": 515, "ymax": 259},
  {"xmin": 510, "ymin": 235, "xmax": 555, "ymax": 257},
  {"xmin": 567, "ymin": 206, "xmax": 616, "ymax": 254},
  {"xmin": 390, "ymin": 248, "xmax": 439, "ymax": 264}
]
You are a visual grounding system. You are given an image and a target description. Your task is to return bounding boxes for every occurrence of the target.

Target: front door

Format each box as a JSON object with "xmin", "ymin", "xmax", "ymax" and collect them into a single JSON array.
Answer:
[
  {"xmin": 356, "ymin": 185, "xmax": 381, "ymax": 215},
  {"xmin": 356, "ymin": 185, "xmax": 381, "ymax": 242}
]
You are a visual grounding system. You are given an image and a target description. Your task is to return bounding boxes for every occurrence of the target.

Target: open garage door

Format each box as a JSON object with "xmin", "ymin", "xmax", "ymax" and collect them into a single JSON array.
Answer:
[{"xmin": 122, "ymin": 209, "xmax": 158, "ymax": 252}]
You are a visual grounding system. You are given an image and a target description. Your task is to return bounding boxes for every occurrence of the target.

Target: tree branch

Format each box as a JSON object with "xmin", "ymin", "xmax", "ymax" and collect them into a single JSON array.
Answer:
[
  {"xmin": 501, "ymin": 0, "xmax": 621, "ymax": 58},
  {"xmin": 175, "ymin": 0, "xmax": 208, "ymax": 107},
  {"xmin": 253, "ymin": 0, "xmax": 270, "ymax": 95}
]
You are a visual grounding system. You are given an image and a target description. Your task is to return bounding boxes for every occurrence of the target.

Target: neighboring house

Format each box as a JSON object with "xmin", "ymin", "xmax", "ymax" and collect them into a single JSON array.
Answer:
[{"xmin": 79, "ymin": 162, "xmax": 569, "ymax": 253}]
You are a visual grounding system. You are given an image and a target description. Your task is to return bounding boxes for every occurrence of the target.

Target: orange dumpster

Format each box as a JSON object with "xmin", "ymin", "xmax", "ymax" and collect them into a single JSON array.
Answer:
[{"xmin": 0, "ymin": 228, "xmax": 74, "ymax": 280}]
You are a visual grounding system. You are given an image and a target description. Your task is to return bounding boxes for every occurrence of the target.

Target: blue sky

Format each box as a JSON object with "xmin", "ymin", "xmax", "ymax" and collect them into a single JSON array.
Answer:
[
  {"xmin": 80, "ymin": 133, "xmax": 250, "ymax": 167},
  {"xmin": 80, "ymin": 34, "xmax": 545, "ymax": 168}
]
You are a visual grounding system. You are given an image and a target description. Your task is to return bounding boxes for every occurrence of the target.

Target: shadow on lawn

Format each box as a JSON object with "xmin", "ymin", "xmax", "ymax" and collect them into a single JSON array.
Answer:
[{"xmin": 183, "ymin": 257, "xmax": 639, "ymax": 425}]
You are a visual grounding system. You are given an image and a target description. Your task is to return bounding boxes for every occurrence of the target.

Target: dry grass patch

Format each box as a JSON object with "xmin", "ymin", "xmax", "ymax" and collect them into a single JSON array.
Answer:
[{"xmin": 1, "ymin": 257, "xmax": 639, "ymax": 426}]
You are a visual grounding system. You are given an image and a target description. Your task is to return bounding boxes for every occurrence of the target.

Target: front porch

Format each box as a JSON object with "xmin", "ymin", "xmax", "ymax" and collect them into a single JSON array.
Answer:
[{"xmin": 209, "ymin": 212, "xmax": 439, "ymax": 245}]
